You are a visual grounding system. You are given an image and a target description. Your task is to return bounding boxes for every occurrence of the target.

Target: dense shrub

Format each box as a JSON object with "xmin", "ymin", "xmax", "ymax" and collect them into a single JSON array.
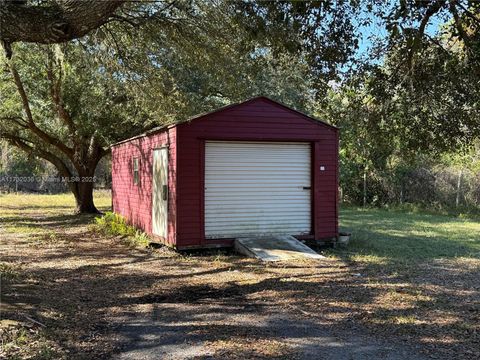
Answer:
[{"xmin": 340, "ymin": 157, "xmax": 480, "ymax": 214}]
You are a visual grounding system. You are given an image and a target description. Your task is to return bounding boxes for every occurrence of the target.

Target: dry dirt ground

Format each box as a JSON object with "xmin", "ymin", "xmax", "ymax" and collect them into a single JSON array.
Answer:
[{"xmin": 1, "ymin": 194, "xmax": 479, "ymax": 359}]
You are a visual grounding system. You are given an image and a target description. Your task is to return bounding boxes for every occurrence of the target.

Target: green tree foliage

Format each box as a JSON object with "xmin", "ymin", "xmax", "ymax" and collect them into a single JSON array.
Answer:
[
  {"xmin": 2, "ymin": 1, "xmax": 339, "ymax": 212},
  {"xmin": 232, "ymin": 0, "xmax": 360, "ymax": 95},
  {"xmin": 0, "ymin": 141, "xmax": 45, "ymax": 177},
  {"xmin": 94, "ymin": 0, "xmax": 318, "ymax": 124},
  {"xmin": 0, "ymin": 43, "xmax": 136, "ymax": 211},
  {"xmin": 1, "ymin": 0, "xmax": 479, "ymax": 214},
  {"xmin": 320, "ymin": 2, "xmax": 480, "ymax": 210},
  {"xmin": 368, "ymin": 0, "xmax": 480, "ymax": 67}
]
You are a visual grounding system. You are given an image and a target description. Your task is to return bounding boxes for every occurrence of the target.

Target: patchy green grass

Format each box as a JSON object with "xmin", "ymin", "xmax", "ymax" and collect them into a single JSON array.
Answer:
[
  {"xmin": 335, "ymin": 206, "xmax": 480, "ymax": 265},
  {"xmin": 92, "ymin": 212, "xmax": 150, "ymax": 248},
  {"xmin": 0, "ymin": 323, "xmax": 60, "ymax": 360},
  {"xmin": 0, "ymin": 191, "xmax": 111, "ymax": 237},
  {"xmin": 0, "ymin": 263, "xmax": 22, "ymax": 282},
  {"xmin": 1, "ymin": 196, "xmax": 479, "ymax": 359},
  {"xmin": 0, "ymin": 190, "xmax": 111, "ymax": 212}
]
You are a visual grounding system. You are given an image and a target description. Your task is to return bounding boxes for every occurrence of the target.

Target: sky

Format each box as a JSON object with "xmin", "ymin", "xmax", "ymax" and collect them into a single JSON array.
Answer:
[{"xmin": 355, "ymin": 10, "xmax": 447, "ymax": 61}]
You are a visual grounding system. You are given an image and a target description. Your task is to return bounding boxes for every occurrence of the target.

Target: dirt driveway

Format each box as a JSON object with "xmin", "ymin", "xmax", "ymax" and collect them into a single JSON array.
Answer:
[{"xmin": 1, "ymin": 194, "xmax": 478, "ymax": 359}]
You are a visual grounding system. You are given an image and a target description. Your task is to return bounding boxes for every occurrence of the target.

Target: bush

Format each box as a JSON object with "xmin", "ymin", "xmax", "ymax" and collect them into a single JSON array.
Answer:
[
  {"xmin": 340, "ymin": 156, "xmax": 480, "ymax": 215},
  {"xmin": 94, "ymin": 212, "xmax": 150, "ymax": 248}
]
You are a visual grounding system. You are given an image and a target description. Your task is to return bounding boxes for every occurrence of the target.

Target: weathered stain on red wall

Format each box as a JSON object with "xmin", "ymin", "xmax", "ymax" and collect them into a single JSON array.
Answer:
[
  {"xmin": 111, "ymin": 127, "xmax": 177, "ymax": 246},
  {"xmin": 111, "ymin": 97, "xmax": 338, "ymax": 249}
]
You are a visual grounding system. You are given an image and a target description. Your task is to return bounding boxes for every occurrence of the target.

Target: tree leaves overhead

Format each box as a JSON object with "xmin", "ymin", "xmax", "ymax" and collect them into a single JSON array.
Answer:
[
  {"xmin": 0, "ymin": 1, "xmax": 321, "ymax": 211},
  {"xmin": 0, "ymin": 0, "xmax": 124, "ymax": 53},
  {"xmin": 233, "ymin": 0, "xmax": 360, "ymax": 93},
  {"xmin": 1, "ymin": 0, "xmax": 480, "ymax": 212},
  {"xmin": 370, "ymin": 0, "xmax": 480, "ymax": 69},
  {"xmin": 81, "ymin": 0, "xmax": 319, "ymax": 123}
]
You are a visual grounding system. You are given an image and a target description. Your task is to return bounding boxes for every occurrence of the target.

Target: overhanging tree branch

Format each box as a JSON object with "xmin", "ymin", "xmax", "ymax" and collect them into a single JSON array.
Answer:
[
  {"xmin": 8, "ymin": 59, "xmax": 75, "ymax": 159},
  {"xmin": 0, "ymin": 0, "xmax": 125, "ymax": 45},
  {"xmin": 450, "ymin": 1, "xmax": 473, "ymax": 51},
  {"xmin": 408, "ymin": 0, "xmax": 447, "ymax": 67},
  {"xmin": 46, "ymin": 51, "xmax": 76, "ymax": 135},
  {"xmin": 0, "ymin": 116, "xmax": 28, "ymax": 128},
  {"xmin": 454, "ymin": 1, "xmax": 480, "ymax": 27},
  {"xmin": 1, "ymin": 132, "xmax": 74, "ymax": 180}
]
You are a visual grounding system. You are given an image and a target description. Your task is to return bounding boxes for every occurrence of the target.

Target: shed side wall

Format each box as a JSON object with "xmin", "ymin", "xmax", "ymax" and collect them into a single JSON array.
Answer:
[
  {"xmin": 111, "ymin": 127, "xmax": 177, "ymax": 245},
  {"xmin": 175, "ymin": 98, "xmax": 338, "ymax": 248}
]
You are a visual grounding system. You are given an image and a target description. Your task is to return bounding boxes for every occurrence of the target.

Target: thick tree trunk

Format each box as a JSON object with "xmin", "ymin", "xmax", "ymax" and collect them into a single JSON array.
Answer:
[
  {"xmin": 2, "ymin": 37, "xmax": 109, "ymax": 214},
  {"xmin": 70, "ymin": 168, "xmax": 100, "ymax": 214},
  {"xmin": 74, "ymin": 179, "xmax": 98, "ymax": 214},
  {"xmin": 69, "ymin": 158, "xmax": 104, "ymax": 214}
]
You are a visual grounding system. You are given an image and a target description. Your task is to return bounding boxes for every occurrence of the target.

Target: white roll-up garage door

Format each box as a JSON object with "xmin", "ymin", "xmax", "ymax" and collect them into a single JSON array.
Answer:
[{"xmin": 205, "ymin": 141, "xmax": 311, "ymax": 238}]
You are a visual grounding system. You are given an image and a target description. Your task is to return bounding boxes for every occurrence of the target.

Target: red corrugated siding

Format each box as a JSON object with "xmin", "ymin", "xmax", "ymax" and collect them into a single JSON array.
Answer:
[
  {"xmin": 111, "ymin": 127, "xmax": 177, "ymax": 246},
  {"xmin": 175, "ymin": 97, "xmax": 338, "ymax": 248},
  {"xmin": 111, "ymin": 97, "xmax": 338, "ymax": 249}
]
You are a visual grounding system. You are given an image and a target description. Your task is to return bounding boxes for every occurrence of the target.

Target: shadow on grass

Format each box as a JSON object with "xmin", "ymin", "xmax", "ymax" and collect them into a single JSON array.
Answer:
[
  {"xmin": 2, "ymin": 202, "xmax": 479, "ymax": 359},
  {"xmin": 0, "ymin": 207, "xmax": 111, "ymax": 230}
]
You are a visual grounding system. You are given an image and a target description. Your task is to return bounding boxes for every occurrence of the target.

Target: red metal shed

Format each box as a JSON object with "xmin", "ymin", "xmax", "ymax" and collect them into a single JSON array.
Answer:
[{"xmin": 111, "ymin": 97, "xmax": 339, "ymax": 249}]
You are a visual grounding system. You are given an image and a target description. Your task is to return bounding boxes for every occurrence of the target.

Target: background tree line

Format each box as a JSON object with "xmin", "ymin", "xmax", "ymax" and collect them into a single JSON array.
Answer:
[{"xmin": 0, "ymin": 0, "xmax": 479, "ymax": 214}]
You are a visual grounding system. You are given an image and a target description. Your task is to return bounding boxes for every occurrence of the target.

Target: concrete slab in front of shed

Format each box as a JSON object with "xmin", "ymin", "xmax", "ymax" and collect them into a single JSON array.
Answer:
[{"xmin": 235, "ymin": 235, "xmax": 324, "ymax": 261}]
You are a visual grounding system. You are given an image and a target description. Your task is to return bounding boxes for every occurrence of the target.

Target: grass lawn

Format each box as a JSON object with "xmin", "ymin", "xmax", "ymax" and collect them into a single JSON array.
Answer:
[
  {"xmin": 1, "ymin": 193, "xmax": 479, "ymax": 359},
  {"xmin": 339, "ymin": 206, "xmax": 480, "ymax": 263}
]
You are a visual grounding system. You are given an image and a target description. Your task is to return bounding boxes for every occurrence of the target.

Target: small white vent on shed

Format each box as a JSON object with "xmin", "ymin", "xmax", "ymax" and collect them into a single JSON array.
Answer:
[{"xmin": 205, "ymin": 141, "xmax": 311, "ymax": 238}]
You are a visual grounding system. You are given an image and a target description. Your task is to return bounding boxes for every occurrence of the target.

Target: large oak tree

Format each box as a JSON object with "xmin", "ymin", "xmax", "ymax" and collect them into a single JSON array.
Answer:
[
  {"xmin": 0, "ymin": 2, "xmax": 323, "ymax": 213},
  {"xmin": 1, "ymin": 0, "xmax": 478, "ymax": 213}
]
